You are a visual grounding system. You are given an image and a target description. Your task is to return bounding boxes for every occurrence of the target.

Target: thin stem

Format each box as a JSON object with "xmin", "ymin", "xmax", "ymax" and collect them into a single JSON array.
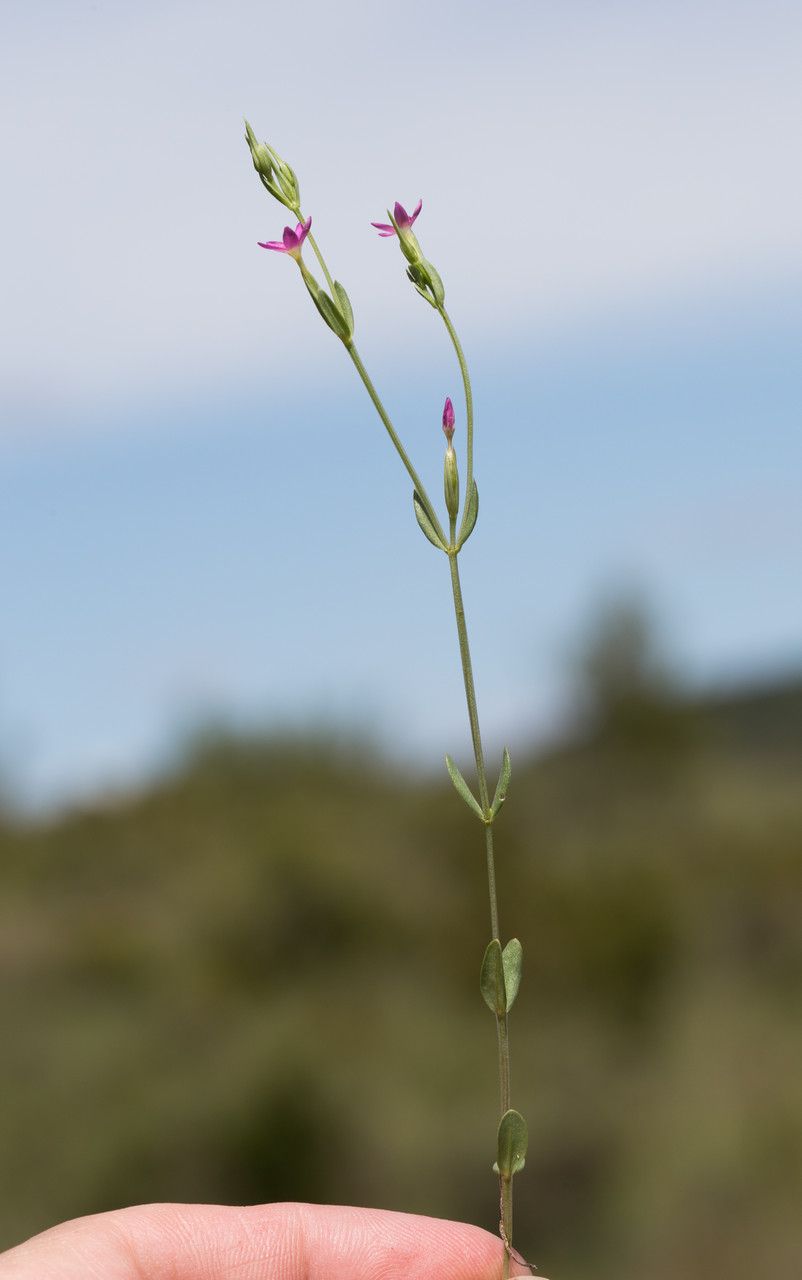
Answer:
[
  {"xmin": 501, "ymin": 1178, "xmax": 513, "ymax": 1280},
  {"xmin": 348, "ymin": 345, "xmax": 447, "ymax": 545},
  {"xmin": 295, "ymin": 206, "xmax": 335, "ymax": 295},
  {"xmin": 498, "ymin": 1011, "xmax": 511, "ymax": 1114},
  {"xmin": 307, "ymin": 230, "xmax": 335, "ymax": 295},
  {"xmin": 448, "ymin": 551, "xmax": 491, "ymax": 811},
  {"xmin": 449, "ymin": 548, "xmax": 514, "ymax": 1269},
  {"xmin": 438, "ymin": 307, "xmax": 474, "ymax": 544}
]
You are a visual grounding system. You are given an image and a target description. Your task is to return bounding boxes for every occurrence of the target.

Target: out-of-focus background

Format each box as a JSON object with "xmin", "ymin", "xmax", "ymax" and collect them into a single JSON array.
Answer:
[{"xmin": 1, "ymin": 1, "xmax": 801, "ymax": 1275}]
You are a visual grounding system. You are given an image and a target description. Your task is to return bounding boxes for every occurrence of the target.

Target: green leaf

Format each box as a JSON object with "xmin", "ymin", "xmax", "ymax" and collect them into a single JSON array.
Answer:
[
  {"xmin": 412, "ymin": 491, "xmax": 446, "ymax": 551},
  {"xmin": 458, "ymin": 481, "xmax": 479, "ymax": 547},
  {"xmin": 445, "ymin": 754, "xmax": 484, "ymax": 821},
  {"xmin": 490, "ymin": 746, "xmax": 511, "ymax": 818},
  {"xmin": 501, "ymin": 938, "xmax": 522, "ymax": 1011},
  {"xmin": 480, "ymin": 939, "xmax": 507, "ymax": 1015},
  {"xmin": 314, "ymin": 289, "xmax": 350, "ymax": 341},
  {"xmin": 496, "ymin": 1109, "xmax": 528, "ymax": 1179},
  {"xmin": 333, "ymin": 281, "xmax": 354, "ymax": 337}
]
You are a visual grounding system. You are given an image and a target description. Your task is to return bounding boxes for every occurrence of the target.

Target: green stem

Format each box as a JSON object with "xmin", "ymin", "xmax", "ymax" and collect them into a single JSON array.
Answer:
[
  {"xmin": 449, "ymin": 549, "xmax": 514, "ymax": 1271},
  {"xmin": 294, "ymin": 206, "xmax": 335, "ymax": 295},
  {"xmin": 448, "ymin": 552, "xmax": 491, "ymax": 811},
  {"xmin": 347, "ymin": 346, "xmax": 446, "ymax": 545},
  {"xmin": 438, "ymin": 307, "xmax": 474, "ymax": 544}
]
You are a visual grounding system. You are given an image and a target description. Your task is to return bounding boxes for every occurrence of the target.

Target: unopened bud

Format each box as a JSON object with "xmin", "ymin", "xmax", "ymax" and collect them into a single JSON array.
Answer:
[
  {"xmin": 244, "ymin": 121, "xmax": 272, "ymax": 177},
  {"xmin": 442, "ymin": 396, "xmax": 455, "ymax": 441},
  {"xmin": 276, "ymin": 159, "xmax": 300, "ymax": 208},
  {"xmin": 444, "ymin": 444, "xmax": 460, "ymax": 522}
]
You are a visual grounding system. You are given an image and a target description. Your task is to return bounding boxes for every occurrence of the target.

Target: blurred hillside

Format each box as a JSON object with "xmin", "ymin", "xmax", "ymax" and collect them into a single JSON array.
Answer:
[{"xmin": 0, "ymin": 659, "xmax": 800, "ymax": 1278}]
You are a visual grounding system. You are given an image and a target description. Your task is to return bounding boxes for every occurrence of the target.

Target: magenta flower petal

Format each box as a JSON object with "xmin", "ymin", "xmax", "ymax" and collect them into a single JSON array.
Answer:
[
  {"xmin": 393, "ymin": 201, "xmax": 410, "ymax": 226},
  {"xmin": 258, "ymin": 239, "xmax": 287, "ymax": 251},
  {"xmin": 371, "ymin": 221, "xmax": 395, "ymax": 235},
  {"xmin": 409, "ymin": 198, "xmax": 422, "ymax": 226},
  {"xmin": 296, "ymin": 215, "xmax": 312, "ymax": 244},
  {"xmin": 283, "ymin": 225, "xmax": 299, "ymax": 251}
]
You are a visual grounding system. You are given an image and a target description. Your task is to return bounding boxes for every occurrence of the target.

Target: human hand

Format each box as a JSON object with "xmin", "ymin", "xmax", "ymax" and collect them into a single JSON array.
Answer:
[{"xmin": 0, "ymin": 1202, "xmax": 542, "ymax": 1278}]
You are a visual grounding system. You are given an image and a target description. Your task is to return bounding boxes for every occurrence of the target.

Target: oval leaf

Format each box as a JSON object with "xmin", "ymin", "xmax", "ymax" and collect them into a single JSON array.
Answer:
[
  {"xmin": 497, "ymin": 1109, "xmax": 528, "ymax": 1179},
  {"xmin": 445, "ymin": 754, "xmax": 484, "ymax": 821},
  {"xmin": 490, "ymin": 746, "xmax": 511, "ymax": 818},
  {"xmin": 480, "ymin": 939, "xmax": 507, "ymax": 1015},
  {"xmin": 458, "ymin": 481, "xmax": 479, "ymax": 547},
  {"xmin": 501, "ymin": 938, "xmax": 522, "ymax": 1010},
  {"xmin": 413, "ymin": 491, "xmax": 446, "ymax": 551}
]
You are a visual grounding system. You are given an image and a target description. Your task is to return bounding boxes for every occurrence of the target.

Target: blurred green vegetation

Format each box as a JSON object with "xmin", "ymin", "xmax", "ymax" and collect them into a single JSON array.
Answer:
[{"xmin": 0, "ymin": 630, "xmax": 800, "ymax": 1277}]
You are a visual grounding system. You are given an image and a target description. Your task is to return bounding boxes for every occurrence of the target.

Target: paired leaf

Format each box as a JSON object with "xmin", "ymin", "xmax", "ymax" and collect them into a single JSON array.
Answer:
[
  {"xmin": 458, "ymin": 481, "xmax": 479, "ymax": 547},
  {"xmin": 490, "ymin": 747, "xmax": 511, "ymax": 818},
  {"xmin": 413, "ymin": 491, "xmax": 446, "ymax": 551},
  {"xmin": 445, "ymin": 754, "xmax": 484, "ymax": 821},
  {"xmin": 480, "ymin": 939, "xmax": 507, "ymax": 1014},
  {"xmin": 480, "ymin": 938, "xmax": 523, "ymax": 1015},
  {"xmin": 496, "ymin": 1109, "xmax": 528, "ymax": 1178},
  {"xmin": 501, "ymin": 938, "xmax": 523, "ymax": 1010}
]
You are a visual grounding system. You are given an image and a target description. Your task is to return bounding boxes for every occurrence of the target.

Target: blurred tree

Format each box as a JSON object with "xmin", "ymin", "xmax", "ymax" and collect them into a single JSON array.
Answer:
[{"xmin": 572, "ymin": 594, "xmax": 692, "ymax": 756}]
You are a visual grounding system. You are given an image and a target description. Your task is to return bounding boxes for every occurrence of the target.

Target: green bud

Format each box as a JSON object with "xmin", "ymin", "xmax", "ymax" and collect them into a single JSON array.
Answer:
[
  {"xmin": 244, "ymin": 120, "xmax": 272, "ymax": 177},
  {"xmin": 243, "ymin": 121, "xmax": 301, "ymax": 210},
  {"xmin": 275, "ymin": 157, "xmax": 300, "ymax": 208},
  {"xmin": 444, "ymin": 445, "xmax": 459, "ymax": 522}
]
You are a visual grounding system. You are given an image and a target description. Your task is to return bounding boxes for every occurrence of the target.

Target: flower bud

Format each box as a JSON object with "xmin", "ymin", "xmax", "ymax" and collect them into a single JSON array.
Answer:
[
  {"xmin": 276, "ymin": 158, "xmax": 300, "ymax": 208},
  {"xmin": 442, "ymin": 396, "xmax": 455, "ymax": 441},
  {"xmin": 444, "ymin": 444, "xmax": 460, "ymax": 522},
  {"xmin": 244, "ymin": 120, "xmax": 273, "ymax": 177}
]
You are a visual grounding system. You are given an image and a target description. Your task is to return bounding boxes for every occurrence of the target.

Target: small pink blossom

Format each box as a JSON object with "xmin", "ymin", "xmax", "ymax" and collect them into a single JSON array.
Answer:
[
  {"xmin": 371, "ymin": 199, "xmax": 422, "ymax": 238},
  {"xmin": 442, "ymin": 396, "xmax": 455, "ymax": 440},
  {"xmin": 258, "ymin": 216, "xmax": 312, "ymax": 260}
]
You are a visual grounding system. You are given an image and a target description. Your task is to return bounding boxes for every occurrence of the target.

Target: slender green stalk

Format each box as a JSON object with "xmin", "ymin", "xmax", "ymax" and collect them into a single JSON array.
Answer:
[
  {"xmin": 294, "ymin": 206, "xmax": 335, "ymax": 295},
  {"xmin": 448, "ymin": 547, "xmax": 513, "ymax": 1275},
  {"xmin": 438, "ymin": 307, "xmax": 475, "ymax": 544},
  {"xmin": 347, "ymin": 346, "xmax": 446, "ymax": 545}
]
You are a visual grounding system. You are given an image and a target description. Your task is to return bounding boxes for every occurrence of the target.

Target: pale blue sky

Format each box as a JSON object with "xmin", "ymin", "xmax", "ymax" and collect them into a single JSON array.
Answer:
[{"xmin": 1, "ymin": 0, "xmax": 800, "ymax": 806}]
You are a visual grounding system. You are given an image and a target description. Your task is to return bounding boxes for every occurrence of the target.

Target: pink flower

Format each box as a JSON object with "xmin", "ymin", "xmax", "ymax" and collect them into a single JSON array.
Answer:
[
  {"xmin": 371, "ymin": 200, "xmax": 422, "ymax": 238},
  {"xmin": 442, "ymin": 396, "xmax": 455, "ymax": 440},
  {"xmin": 258, "ymin": 216, "xmax": 312, "ymax": 260}
]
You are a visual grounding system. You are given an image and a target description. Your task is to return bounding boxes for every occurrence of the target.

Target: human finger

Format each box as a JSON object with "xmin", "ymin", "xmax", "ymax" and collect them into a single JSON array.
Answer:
[{"xmin": 0, "ymin": 1201, "xmax": 538, "ymax": 1279}]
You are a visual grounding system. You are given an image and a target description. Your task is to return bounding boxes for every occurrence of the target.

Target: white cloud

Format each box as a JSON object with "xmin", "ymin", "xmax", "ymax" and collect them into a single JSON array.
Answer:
[{"xmin": 1, "ymin": 0, "xmax": 801, "ymax": 424}]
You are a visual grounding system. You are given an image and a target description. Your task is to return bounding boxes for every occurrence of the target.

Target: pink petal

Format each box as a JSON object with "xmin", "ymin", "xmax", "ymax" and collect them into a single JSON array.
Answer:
[
  {"xmin": 393, "ymin": 201, "xmax": 409, "ymax": 226},
  {"xmin": 283, "ymin": 225, "xmax": 299, "ymax": 250},
  {"xmin": 409, "ymin": 198, "xmax": 422, "ymax": 225},
  {"xmin": 371, "ymin": 221, "xmax": 396, "ymax": 236},
  {"xmin": 296, "ymin": 215, "xmax": 312, "ymax": 244},
  {"xmin": 258, "ymin": 240, "xmax": 288, "ymax": 251}
]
